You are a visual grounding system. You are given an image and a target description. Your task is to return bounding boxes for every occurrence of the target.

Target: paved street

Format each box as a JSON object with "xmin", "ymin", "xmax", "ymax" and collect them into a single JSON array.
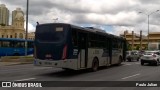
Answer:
[{"xmin": 0, "ymin": 61, "xmax": 160, "ymax": 90}]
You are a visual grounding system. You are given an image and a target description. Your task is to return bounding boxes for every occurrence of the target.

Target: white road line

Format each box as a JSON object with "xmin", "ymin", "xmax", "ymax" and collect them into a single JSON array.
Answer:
[
  {"xmin": 126, "ymin": 64, "xmax": 132, "ymax": 65},
  {"xmin": 15, "ymin": 78, "xmax": 36, "ymax": 81},
  {"xmin": 135, "ymin": 63, "xmax": 140, "ymax": 64},
  {"xmin": 123, "ymin": 64, "xmax": 132, "ymax": 66},
  {"xmin": 121, "ymin": 73, "xmax": 140, "ymax": 80},
  {"xmin": 33, "ymin": 67, "xmax": 52, "ymax": 70}
]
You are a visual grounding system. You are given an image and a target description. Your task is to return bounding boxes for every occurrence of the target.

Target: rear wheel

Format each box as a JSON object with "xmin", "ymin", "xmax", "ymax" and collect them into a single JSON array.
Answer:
[
  {"xmin": 128, "ymin": 58, "xmax": 131, "ymax": 62},
  {"xmin": 141, "ymin": 62, "xmax": 144, "ymax": 65},
  {"xmin": 92, "ymin": 58, "xmax": 99, "ymax": 72},
  {"xmin": 155, "ymin": 61, "xmax": 159, "ymax": 66}
]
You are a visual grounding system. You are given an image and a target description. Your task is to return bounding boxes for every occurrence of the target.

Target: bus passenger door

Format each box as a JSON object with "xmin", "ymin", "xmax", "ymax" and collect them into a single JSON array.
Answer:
[{"xmin": 78, "ymin": 32, "xmax": 87, "ymax": 68}]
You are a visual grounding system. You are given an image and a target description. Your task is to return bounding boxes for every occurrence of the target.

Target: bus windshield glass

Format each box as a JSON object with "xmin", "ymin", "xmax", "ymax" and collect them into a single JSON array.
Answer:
[{"xmin": 36, "ymin": 24, "xmax": 66, "ymax": 42}]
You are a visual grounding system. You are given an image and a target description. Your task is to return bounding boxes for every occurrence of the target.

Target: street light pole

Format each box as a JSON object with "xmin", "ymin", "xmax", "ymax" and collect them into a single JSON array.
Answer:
[
  {"xmin": 139, "ymin": 10, "xmax": 159, "ymax": 50},
  {"xmin": 25, "ymin": 0, "xmax": 29, "ymax": 56},
  {"xmin": 148, "ymin": 15, "xmax": 149, "ymax": 48}
]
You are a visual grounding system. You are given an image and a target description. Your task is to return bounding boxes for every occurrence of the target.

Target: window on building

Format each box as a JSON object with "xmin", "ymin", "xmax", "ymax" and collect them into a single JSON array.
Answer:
[
  {"xmin": 19, "ymin": 33, "xmax": 23, "ymax": 39},
  {"xmin": 10, "ymin": 35, "xmax": 12, "ymax": 38},
  {"xmin": 15, "ymin": 33, "xmax": 17, "ymax": 38},
  {"xmin": 2, "ymin": 35, "xmax": 4, "ymax": 38}
]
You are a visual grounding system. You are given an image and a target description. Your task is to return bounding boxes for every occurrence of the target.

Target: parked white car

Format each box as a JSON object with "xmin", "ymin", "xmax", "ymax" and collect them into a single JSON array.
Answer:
[{"xmin": 140, "ymin": 51, "xmax": 160, "ymax": 66}]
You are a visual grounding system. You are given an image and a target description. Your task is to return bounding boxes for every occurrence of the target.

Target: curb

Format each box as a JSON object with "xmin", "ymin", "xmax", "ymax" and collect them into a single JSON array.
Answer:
[{"xmin": 0, "ymin": 62, "xmax": 33, "ymax": 66}]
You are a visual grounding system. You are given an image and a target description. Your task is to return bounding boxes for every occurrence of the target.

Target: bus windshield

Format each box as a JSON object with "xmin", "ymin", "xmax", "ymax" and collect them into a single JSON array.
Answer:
[{"xmin": 36, "ymin": 24, "xmax": 66, "ymax": 43}]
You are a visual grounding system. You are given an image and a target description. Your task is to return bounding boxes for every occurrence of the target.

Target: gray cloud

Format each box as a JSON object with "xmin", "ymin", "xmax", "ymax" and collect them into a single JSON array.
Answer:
[{"xmin": 1, "ymin": 0, "xmax": 160, "ymax": 34}]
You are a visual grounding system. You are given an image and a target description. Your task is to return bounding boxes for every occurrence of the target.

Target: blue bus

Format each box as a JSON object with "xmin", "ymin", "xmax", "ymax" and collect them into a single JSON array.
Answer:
[{"xmin": 0, "ymin": 38, "xmax": 34, "ymax": 57}]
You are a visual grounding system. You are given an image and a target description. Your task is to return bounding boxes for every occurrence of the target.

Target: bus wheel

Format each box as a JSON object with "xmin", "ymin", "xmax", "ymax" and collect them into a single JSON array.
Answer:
[
  {"xmin": 128, "ymin": 58, "xmax": 131, "ymax": 62},
  {"xmin": 92, "ymin": 58, "xmax": 99, "ymax": 72}
]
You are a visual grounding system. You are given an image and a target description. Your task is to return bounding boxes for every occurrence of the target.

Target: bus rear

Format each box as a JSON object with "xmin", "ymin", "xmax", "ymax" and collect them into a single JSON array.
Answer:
[{"xmin": 34, "ymin": 23, "xmax": 76, "ymax": 69}]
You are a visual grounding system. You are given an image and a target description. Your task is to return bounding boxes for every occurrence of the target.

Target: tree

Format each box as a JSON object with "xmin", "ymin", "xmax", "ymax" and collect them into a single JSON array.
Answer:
[
  {"xmin": 136, "ymin": 45, "xmax": 140, "ymax": 50},
  {"xmin": 127, "ymin": 44, "xmax": 132, "ymax": 50},
  {"xmin": 143, "ymin": 44, "xmax": 148, "ymax": 50}
]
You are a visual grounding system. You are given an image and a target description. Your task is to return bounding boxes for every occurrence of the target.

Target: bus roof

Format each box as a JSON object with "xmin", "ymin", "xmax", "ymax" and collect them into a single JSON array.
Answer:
[
  {"xmin": 0, "ymin": 38, "xmax": 33, "ymax": 42},
  {"xmin": 36, "ymin": 23, "xmax": 125, "ymax": 41}
]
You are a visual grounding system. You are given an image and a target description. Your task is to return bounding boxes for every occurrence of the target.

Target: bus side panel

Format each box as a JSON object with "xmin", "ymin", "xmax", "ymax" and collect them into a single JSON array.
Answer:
[
  {"xmin": 87, "ymin": 48, "xmax": 109, "ymax": 68},
  {"xmin": 0, "ymin": 48, "xmax": 23, "ymax": 56},
  {"xmin": 111, "ymin": 39, "xmax": 123, "ymax": 64},
  {"xmin": 0, "ymin": 47, "xmax": 33, "ymax": 57},
  {"xmin": 112, "ymin": 49, "xmax": 122, "ymax": 64}
]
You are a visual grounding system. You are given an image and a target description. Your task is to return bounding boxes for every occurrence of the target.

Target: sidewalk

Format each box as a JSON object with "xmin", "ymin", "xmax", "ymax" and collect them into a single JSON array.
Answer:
[
  {"xmin": 0, "ymin": 62, "xmax": 32, "ymax": 66},
  {"xmin": 0, "ymin": 56, "xmax": 34, "ymax": 66}
]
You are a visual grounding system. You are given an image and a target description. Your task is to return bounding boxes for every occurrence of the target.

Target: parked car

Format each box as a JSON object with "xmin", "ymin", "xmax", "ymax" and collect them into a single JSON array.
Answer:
[
  {"xmin": 126, "ymin": 50, "xmax": 140, "ymax": 62},
  {"xmin": 140, "ymin": 51, "xmax": 160, "ymax": 66}
]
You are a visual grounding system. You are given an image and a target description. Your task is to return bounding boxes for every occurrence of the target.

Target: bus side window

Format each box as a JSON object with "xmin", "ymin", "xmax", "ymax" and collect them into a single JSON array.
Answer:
[
  {"xmin": 18, "ymin": 42, "xmax": 24, "ymax": 48},
  {"xmin": 72, "ymin": 29, "xmax": 78, "ymax": 47},
  {"xmin": 2, "ymin": 41, "xmax": 9, "ymax": 47}
]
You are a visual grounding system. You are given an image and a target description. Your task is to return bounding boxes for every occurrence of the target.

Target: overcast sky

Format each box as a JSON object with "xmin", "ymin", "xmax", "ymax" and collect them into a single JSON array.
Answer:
[{"xmin": 1, "ymin": 0, "xmax": 160, "ymax": 35}]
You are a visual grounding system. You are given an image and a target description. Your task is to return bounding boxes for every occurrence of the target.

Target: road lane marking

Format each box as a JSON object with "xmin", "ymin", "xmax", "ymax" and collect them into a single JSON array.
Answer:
[
  {"xmin": 123, "ymin": 64, "xmax": 132, "ymax": 66},
  {"xmin": 15, "ymin": 78, "xmax": 36, "ymax": 81},
  {"xmin": 125, "ymin": 64, "xmax": 131, "ymax": 65},
  {"xmin": 121, "ymin": 73, "xmax": 140, "ymax": 80},
  {"xmin": 135, "ymin": 63, "xmax": 140, "ymax": 64},
  {"xmin": 33, "ymin": 67, "xmax": 52, "ymax": 70}
]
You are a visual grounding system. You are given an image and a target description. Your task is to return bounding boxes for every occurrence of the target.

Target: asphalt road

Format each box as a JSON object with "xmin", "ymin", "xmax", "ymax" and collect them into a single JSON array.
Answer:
[{"xmin": 0, "ymin": 61, "xmax": 160, "ymax": 90}]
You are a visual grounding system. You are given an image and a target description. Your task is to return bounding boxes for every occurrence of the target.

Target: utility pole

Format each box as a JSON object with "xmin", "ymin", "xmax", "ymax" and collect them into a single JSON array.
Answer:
[
  {"xmin": 25, "ymin": 0, "xmax": 29, "ymax": 56},
  {"xmin": 132, "ymin": 31, "xmax": 134, "ymax": 50},
  {"xmin": 140, "ymin": 30, "xmax": 142, "ymax": 50},
  {"xmin": 139, "ymin": 10, "xmax": 159, "ymax": 50}
]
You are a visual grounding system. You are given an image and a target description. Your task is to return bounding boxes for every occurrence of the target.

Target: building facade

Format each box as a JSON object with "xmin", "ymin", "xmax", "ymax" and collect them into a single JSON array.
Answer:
[
  {"xmin": 28, "ymin": 32, "xmax": 35, "ymax": 40},
  {"xmin": 0, "ymin": 4, "xmax": 9, "ymax": 26},
  {"xmin": 0, "ymin": 6, "xmax": 25, "ymax": 39},
  {"xmin": 121, "ymin": 30, "xmax": 160, "ymax": 50}
]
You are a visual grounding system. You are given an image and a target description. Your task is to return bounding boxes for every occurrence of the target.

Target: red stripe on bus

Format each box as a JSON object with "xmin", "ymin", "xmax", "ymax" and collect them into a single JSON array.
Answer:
[{"xmin": 62, "ymin": 45, "xmax": 67, "ymax": 60}]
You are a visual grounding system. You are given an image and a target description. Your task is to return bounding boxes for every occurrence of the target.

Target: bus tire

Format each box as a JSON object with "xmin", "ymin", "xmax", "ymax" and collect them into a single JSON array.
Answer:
[
  {"xmin": 141, "ymin": 62, "xmax": 144, "ymax": 65},
  {"xmin": 128, "ymin": 58, "xmax": 131, "ymax": 62},
  {"xmin": 92, "ymin": 58, "xmax": 99, "ymax": 72}
]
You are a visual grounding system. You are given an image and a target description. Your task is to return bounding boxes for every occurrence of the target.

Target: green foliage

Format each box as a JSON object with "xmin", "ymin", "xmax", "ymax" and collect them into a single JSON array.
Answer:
[
  {"xmin": 0, "ymin": 23, "xmax": 6, "ymax": 26},
  {"xmin": 136, "ymin": 45, "xmax": 140, "ymax": 50},
  {"xmin": 127, "ymin": 44, "xmax": 132, "ymax": 50}
]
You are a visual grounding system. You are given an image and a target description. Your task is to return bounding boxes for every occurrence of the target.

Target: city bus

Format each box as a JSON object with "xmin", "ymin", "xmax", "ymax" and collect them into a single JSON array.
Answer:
[
  {"xmin": 34, "ymin": 23, "xmax": 127, "ymax": 71},
  {"xmin": 0, "ymin": 38, "xmax": 34, "ymax": 57}
]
